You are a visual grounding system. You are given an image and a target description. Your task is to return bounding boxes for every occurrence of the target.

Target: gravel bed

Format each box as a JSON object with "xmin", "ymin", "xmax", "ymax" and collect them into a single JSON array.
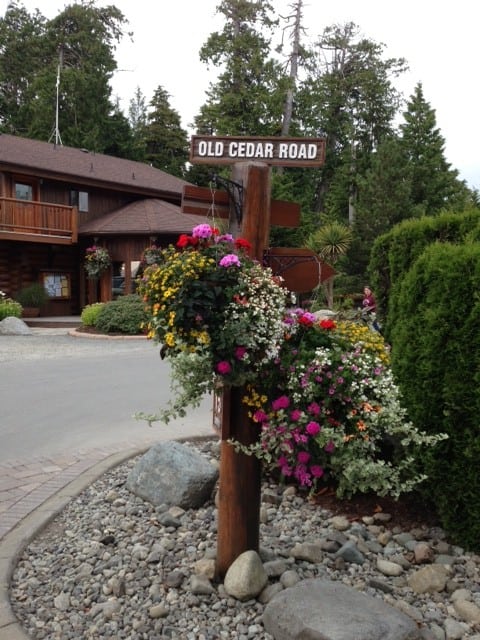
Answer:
[{"xmin": 9, "ymin": 439, "xmax": 480, "ymax": 640}]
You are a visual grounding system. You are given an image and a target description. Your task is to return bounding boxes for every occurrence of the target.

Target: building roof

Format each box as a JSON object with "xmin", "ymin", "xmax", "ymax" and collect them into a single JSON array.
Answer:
[
  {"xmin": 0, "ymin": 133, "xmax": 189, "ymax": 198},
  {"xmin": 79, "ymin": 198, "xmax": 207, "ymax": 235}
]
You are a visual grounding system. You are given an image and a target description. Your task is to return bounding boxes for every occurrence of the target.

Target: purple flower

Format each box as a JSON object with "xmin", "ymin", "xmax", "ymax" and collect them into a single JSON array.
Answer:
[
  {"xmin": 216, "ymin": 233, "xmax": 234, "ymax": 243},
  {"xmin": 192, "ymin": 224, "xmax": 213, "ymax": 239},
  {"xmin": 219, "ymin": 254, "xmax": 241, "ymax": 268}
]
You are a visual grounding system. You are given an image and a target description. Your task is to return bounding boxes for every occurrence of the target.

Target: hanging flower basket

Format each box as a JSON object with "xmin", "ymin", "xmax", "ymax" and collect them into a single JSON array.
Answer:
[
  {"xmin": 137, "ymin": 224, "xmax": 292, "ymax": 417},
  {"xmin": 141, "ymin": 245, "xmax": 163, "ymax": 266},
  {"xmin": 84, "ymin": 246, "xmax": 111, "ymax": 278}
]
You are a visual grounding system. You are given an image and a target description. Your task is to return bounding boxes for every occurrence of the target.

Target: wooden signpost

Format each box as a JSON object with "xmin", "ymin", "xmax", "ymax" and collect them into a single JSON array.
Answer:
[{"xmin": 185, "ymin": 135, "xmax": 326, "ymax": 577}]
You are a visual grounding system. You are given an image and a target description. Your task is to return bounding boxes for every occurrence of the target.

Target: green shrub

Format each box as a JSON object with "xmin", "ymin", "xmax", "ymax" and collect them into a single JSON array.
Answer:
[
  {"xmin": 95, "ymin": 294, "xmax": 148, "ymax": 335},
  {"xmin": 391, "ymin": 242, "xmax": 480, "ymax": 549},
  {"xmin": 369, "ymin": 208, "xmax": 480, "ymax": 340},
  {"xmin": 80, "ymin": 303, "xmax": 105, "ymax": 327},
  {"xmin": 0, "ymin": 292, "xmax": 23, "ymax": 320},
  {"xmin": 15, "ymin": 282, "xmax": 49, "ymax": 308}
]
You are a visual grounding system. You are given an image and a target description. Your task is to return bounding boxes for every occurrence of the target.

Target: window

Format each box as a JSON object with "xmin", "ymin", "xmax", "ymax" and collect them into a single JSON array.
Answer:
[
  {"xmin": 15, "ymin": 182, "xmax": 33, "ymax": 201},
  {"xmin": 70, "ymin": 189, "xmax": 89, "ymax": 212}
]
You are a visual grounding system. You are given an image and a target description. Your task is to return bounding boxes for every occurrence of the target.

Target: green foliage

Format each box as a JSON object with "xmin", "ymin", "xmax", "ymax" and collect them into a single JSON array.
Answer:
[
  {"xmin": 390, "ymin": 242, "xmax": 480, "ymax": 549},
  {"xmin": 95, "ymin": 295, "xmax": 148, "ymax": 335},
  {"xmin": 194, "ymin": 0, "xmax": 286, "ymax": 136},
  {"xmin": 80, "ymin": 302, "xmax": 105, "ymax": 327},
  {"xmin": 234, "ymin": 316, "xmax": 445, "ymax": 499},
  {"xmin": 0, "ymin": 2, "xmax": 131, "ymax": 153},
  {"xmin": 369, "ymin": 208, "xmax": 480, "ymax": 338},
  {"xmin": 0, "ymin": 2, "xmax": 46, "ymax": 134},
  {"xmin": 399, "ymin": 83, "xmax": 462, "ymax": 214},
  {"xmin": 15, "ymin": 282, "xmax": 49, "ymax": 307},
  {"xmin": 136, "ymin": 226, "xmax": 291, "ymax": 420},
  {"xmin": 0, "ymin": 292, "xmax": 22, "ymax": 320},
  {"xmin": 144, "ymin": 86, "xmax": 189, "ymax": 177}
]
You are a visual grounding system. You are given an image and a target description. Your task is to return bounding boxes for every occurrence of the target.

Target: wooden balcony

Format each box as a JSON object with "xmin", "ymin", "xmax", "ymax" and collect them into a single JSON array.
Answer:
[{"xmin": 0, "ymin": 197, "xmax": 78, "ymax": 244}]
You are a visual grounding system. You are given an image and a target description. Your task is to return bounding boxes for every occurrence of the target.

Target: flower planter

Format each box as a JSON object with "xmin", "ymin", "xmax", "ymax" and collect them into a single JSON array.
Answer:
[{"xmin": 22, "ymin": 307, "xmax": 40, "ymax": 318}]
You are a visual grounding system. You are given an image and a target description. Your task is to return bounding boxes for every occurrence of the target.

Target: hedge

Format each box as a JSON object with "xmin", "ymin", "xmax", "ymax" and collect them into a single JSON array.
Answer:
[{"xmin": 390, "ymin": 242, "xmax": 480, "ymax": 549}]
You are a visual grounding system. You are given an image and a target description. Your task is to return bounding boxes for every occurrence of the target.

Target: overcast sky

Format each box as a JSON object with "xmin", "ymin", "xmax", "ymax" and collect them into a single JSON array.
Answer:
[{"xmin": 5, "ymin": 0, "xmax": 479, "ymax": 189}]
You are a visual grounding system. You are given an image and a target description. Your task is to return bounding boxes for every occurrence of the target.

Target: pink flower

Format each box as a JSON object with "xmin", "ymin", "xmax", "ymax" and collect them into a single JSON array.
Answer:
[
  {"xmin": 234, "ymin": 346, "xmax": 247, "ymax": 360},
  {"xmin": 216, "ymin": 233, "xmax": 234, "ymax": 243},
  {"xmin": 219, "ymin": 254, "xmax": 241, "ymax": 268},
  {"xmin": 298, "ymin": 312, "xmax": 315, "ymax": 326},
  {"xmin": 290, "ymin": 409, "xmax": 302, "ymax": 421},
  {"xmin": 324, "ymin": 440, "xmax": 335, "ymax": 453},
  {"xmin": 253, "ymin": 410, "xmax": 268, "ymax": 423},
  {"xmin": 310, "ymin": 465, "xmax": 324, "ymax": 478},
  {"xmin": 192, "ymin": 224, "xmax": 214, "ymax": 239},
  {"xmin": 297, "ymin": 451, "xmax": 311, "ymax": 464},
  {"xmin": 272, "ymin": 395, "xmax": 290, "ymax": 411},
  {"xmin": 280, "ymin": 464, "xmax": 293, "ymax": 477},
  {"xmin": 216, "ymin": 361, "xmax": 232, "ymax": 375},
  {"xmin": 306, "ymin": 421, "xmax": 321, "ymax": 436},
  {"xmin": 307, "ymin": 402, "xmax": 320, "ymax": 416}
]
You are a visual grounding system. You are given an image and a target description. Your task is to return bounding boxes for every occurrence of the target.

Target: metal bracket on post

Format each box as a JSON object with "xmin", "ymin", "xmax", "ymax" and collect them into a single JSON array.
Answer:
[{"xmin": 210, "ymin": 174, "xmax": 244, "ymax": 226}]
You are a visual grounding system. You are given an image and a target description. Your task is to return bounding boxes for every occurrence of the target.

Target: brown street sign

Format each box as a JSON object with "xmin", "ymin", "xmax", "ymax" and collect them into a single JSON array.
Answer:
[{"xmin": 190, "ymin": 135, "xmax": 326, "ymax": 167}]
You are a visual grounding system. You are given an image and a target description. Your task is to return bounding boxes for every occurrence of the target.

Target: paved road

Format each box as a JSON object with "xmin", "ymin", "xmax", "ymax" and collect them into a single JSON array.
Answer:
[{"xmin": 0, "ymin": 330, "xmax": 213, "ymax": 462}]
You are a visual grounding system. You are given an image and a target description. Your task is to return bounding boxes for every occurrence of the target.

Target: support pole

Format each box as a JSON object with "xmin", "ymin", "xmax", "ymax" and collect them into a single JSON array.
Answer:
[{"xmin": 216, "ymin": 162, "xmax": 271, "ymax": 578}]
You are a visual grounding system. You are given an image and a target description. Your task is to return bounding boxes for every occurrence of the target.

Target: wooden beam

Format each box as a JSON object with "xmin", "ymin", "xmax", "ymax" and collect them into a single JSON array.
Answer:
[
  {"xmin": 215, "ymin": 162, "xmax": 271, "ymax": 578},
  {"xmin": 181, "ymin": 185, "xmax": 230, "ymax": 219},
  {"xmin": 181, "ymin": 185, "xmax": 300, "ymax": 228}
]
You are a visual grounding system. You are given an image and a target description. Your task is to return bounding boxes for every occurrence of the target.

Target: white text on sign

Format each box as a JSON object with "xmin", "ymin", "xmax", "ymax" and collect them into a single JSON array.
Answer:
[
  {"xmin": 198, "ymin": 140, "xmax": 318, "ymax": 161},
  {"xmin": 190, "ymin": 136, "xmax": 326, "ymax": 167}
]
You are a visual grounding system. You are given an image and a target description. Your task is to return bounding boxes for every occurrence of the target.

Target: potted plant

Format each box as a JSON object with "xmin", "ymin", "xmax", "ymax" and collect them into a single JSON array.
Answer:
[{"xmin": 15, "ymin": 282, "xmax": 49, "ymax": 317}]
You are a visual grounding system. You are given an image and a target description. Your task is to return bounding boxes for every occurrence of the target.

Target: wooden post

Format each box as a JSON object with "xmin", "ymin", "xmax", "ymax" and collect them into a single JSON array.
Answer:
[
  {"xmin": 216, "ymin": 162, "xmax": 271, "ymax": 578},
  {"xmin": 187, "ymin": 135, "xmax": 325, "ymax": 578}
]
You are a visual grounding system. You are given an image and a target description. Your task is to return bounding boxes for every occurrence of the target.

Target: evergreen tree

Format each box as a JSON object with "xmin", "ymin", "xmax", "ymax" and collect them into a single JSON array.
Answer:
[
  {"xmin": 102, "ymin": 97, "xmax": 136, "ymax": 158},
  {"xmin": 128, "ymin": 86, "xmax": 148, "ymax": 161},
  {"xmin": 349, "ymin": 136, "xmax": 413, "ymax": 276},
  {"xmin": 194, "ymin": 0, "xmax": 287, "ymax": 136},
  {"xmin": 0, "ymin": 1, "xmax": 46, "ymax": 135},
  {"xmin": 144, "ymin": 86, "xmax": 189, "ymax": 177},
  {"xmin": 0, "ymin": 1, "xmax": 132, "ymax": 154},
  {"xmin": 297, "ymin": 23, "xmax": 407, "ymax": 217},
  {"xmin": 399, "ymin": 83, "xmax": 462, "ymax": 215}
]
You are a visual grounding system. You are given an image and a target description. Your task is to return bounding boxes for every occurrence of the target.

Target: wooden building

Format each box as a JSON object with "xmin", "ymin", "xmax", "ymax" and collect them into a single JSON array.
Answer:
[{"xmin": 0, "ymin": 134, "xmax": 206, "ymax": 316}]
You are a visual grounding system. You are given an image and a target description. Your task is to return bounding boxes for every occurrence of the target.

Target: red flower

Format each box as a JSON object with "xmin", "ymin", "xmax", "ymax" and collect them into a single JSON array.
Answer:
[
  {"xmin": 319, "ymin": 318, "xmax": 336, "ymax": 330},
  {"xmin": 234, "ymin": 237, "xmax": 252, "ymax": 252},
  {"xmin": 298, "ymin": 314, "xmax": 314, "ymax": 326},
  {"xmin": 176, "ymin": 234, "xmax": 190, "ymax": 248}
]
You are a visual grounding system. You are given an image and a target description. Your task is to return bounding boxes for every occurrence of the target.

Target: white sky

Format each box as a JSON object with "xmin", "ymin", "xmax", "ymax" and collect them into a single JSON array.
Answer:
[{"xmin": 4, "ymin": 0, "xmax": 480, "ymax": 189}]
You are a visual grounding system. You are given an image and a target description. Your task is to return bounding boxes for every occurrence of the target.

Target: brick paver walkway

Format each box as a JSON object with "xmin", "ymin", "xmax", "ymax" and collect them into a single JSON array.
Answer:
[{"xmin": 0, "ymin": 443, "xmax": 148, "ymax": 540}]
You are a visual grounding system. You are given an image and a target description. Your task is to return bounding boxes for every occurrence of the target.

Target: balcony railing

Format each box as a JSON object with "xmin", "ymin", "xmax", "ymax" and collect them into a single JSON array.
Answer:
[{"xmin": 0, "ymin": 197, "xmax": 78, "ymax": 244}]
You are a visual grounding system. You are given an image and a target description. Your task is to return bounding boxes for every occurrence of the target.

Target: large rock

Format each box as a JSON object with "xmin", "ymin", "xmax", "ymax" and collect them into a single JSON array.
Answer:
[
  {"xmin": 263, "ymin": 578, "xmax": 423, "ymax": 640},
  {"xmin": 0, "ymin": 316, "xmax": 31, "ymax": 335},
  {"xmin": 224, "ymin": 550, "xmax": 268, "ymax": 601},
  {"xmin": 126, "ymin": 440, "xmax": 218, "ymax": 509}
]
